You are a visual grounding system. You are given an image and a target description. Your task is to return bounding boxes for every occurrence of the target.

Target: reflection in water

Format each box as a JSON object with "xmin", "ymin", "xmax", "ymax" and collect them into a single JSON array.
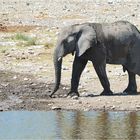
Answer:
[
  {"xmin": 95, "ymin": 112, "xmax": 110, "ymax": 140},
  {"xmin": 71, "ymin": 112, "xmax": 85, "ymax": 139},
  {"xmin": 126, "ymin": 112, "xmax": 138, "ymax": 140},
  {"xmin": 0, "ymin": 111, "xmax": 140, "ymax": 139}
]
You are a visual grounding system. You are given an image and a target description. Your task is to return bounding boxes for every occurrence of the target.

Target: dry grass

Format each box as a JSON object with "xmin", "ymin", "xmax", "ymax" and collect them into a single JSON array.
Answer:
[
  {"xmin": 0, "ymin": 25, "xmax": 37, "ymax": 32},
  {"xmin": 61, "ymin": 14, "xmax": 86, "ymax": 19}
]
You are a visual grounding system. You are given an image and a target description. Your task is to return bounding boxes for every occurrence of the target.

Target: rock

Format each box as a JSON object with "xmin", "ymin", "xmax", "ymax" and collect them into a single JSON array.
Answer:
[
  {"xmin": 23, "ymin": 78, "xmax": 29, "ymax": 81},
  {"xmin": 39, "ymin": 66, "xmax": 43, "ymax": 70},
  {"xmin": 59, "ymin": 95, "xmax": 64, "ymax": 97},
  {"xmin": 62, "ymin": 87, "xmax": 67, "ymax": 90},
  {"xmin": 48, "ymin": 103, "xmax": 53, "ymax": 106},
  {"xmin": 21, "ymin": 56, "xmax": 26, "ymax": 59},
  {"xmin": 1, "ymin": 83, "xmax": 9, "ymax": 87},
  {"xmin": 13, "ymin": 75, "xmax": 17, "ymax": 79},
  {"xmin": 136, "ymin": 106, "xmax": 140, "ymax": 109},
  {"xmin": 83, "ymin": 108, "xmax": 90, "ymax": 111},
  {"xmin": 11, "ymin": 48, "xmax": 16, "ymax": 51},
  {"xmin": 108, "ymin": 0, "xmax": 113, "ymax": 4},
  {"xmin": 110, "ymin": 105, "xmax": 115, "ymax": 110},
  {"xmin": 19, "ymin": 21, "xmax": 22, "ymax": 24},
  {"xmin": 51, "ymin": 106, "xmax": 61, "ymax": 110},
  {"xmin": 28, "ymin": 51, "xmax": 34, "ymax": 54},
  {"xmin": 26, "ymin": 2, "xmax": 30, "ymax": 6},
  {"xmin": 4, "ymin": 53, "xmax": 10, "ymax": 56},
  {"xmin": 63, "ymin": 94, "xmax": 67, "ymax": 98},
  {"xmin": 71, "ymin": 96, "xmax": 79, "ymax": 100},
  {"xmin": 79, "ymin": 85, "xmax": 83, "ymax": 89},
  {"xmin": 84, "ymin": 69, "xmax": 90, "ymax": 73},
  {"xmin": 81, "ymin": 92, "xmax": 86, "ymax": 96},
  {"xmin": 78, "ymin": 101, "xmax": 82, "ymax": 104},
  {"xmin": 62, "ymin": 67, "xmax": 69, "ymax": 70}
]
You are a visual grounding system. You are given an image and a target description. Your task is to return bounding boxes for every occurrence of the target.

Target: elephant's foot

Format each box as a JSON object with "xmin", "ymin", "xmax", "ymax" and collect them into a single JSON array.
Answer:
[
  {"xmin": 123, "ymin": 88, "xmax": 137, "ymax": 95},
  {"xmin": 100, "ymin": 90, "xmax": 113, "ymax": 96},
  {"xmin": 67, "ymin": 91, "xmax": 79, "ymax": 99}
]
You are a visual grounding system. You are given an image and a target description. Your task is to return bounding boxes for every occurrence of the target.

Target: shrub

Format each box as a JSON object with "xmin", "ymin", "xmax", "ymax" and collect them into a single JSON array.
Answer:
[{"xmin": 12, "ymin": 33, "xmax": 36, "ymax": 46}]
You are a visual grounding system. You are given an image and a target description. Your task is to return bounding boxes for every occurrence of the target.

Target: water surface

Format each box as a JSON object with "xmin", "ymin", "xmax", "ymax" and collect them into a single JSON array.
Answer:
[{"xmin": 0, "ymin": 111, "xmax": 140, "ymax": 139}]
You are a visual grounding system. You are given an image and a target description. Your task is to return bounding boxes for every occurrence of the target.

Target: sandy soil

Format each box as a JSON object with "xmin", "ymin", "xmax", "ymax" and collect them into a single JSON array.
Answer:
[{"xmin": 0, "ymin": 1, "xmax": 140, "ymax": 111}]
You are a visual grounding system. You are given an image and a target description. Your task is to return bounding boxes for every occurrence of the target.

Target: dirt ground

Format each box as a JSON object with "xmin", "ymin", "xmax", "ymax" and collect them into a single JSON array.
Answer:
[
  {"xmin": 0, "ymin": 0, "xmax": 140, "ymax": 111},
  {"xmin": 0, "ymin": 26, "xmax": 140, "ymax": 112}
]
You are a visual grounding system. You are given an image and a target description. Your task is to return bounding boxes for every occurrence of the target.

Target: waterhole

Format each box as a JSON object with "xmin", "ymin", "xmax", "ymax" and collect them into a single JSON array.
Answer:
[{"xmin": 0, "ymin": 111, "xmax": 140, "ymax": 139}]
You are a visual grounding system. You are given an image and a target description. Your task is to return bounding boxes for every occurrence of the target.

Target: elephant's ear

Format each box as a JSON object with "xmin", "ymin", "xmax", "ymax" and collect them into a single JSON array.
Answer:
[{"xmin": 76, "ymin": 25, "xmax": 97, "ymax": 57}]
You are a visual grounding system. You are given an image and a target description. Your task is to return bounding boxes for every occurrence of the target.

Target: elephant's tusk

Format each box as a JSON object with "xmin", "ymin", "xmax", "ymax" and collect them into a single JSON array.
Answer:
[{"xmin": 58, "ymin": 57, "xmax": 62, "ymax": 61}]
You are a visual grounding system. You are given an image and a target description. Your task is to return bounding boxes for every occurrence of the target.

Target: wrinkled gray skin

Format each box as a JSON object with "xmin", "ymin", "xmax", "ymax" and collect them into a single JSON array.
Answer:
[{"xmin": 51, "ymin": 21, "xmax": 140, "ymax": 97}]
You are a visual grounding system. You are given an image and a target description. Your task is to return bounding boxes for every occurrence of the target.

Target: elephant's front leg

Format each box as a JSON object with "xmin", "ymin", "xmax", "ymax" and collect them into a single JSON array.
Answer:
[
  {"xmin": 68, "ymin": 57, "xmax": 88, "ymax": 97},
  {"xmin": 94, "ymin": 63, "xmax": 113, "ymax": 95}
]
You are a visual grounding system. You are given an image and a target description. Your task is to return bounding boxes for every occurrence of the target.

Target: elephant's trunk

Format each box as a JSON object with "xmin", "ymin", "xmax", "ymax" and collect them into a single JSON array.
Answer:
[{"xmin": 50, "ymin": 48, "xmax": 63, "ymax": 97}]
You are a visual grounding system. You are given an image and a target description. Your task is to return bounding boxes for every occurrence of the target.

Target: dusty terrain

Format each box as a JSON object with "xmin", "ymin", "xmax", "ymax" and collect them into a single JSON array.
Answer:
[{"xmin": 0, "ymin": 0, "xmax": 140, "ymax": 111}]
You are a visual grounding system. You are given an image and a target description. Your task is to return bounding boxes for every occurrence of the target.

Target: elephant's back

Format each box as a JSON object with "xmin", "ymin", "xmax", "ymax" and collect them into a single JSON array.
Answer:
[{"xmin": 102, "ymin": 21, "xmax": 136, "ymax": 43}]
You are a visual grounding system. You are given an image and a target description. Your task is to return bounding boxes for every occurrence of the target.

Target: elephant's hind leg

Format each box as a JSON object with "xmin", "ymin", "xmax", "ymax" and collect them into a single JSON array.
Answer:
[
  {"xmin": 68, "ymin": 56, "xmax": 88, "ymax": 97},
  {"xmin": 94, "ymin": 63, "xmax": 113, "ymax": 96},
  {"xmin": 123, "ymin": 69, "xmax": 137, "ymax": 95}
]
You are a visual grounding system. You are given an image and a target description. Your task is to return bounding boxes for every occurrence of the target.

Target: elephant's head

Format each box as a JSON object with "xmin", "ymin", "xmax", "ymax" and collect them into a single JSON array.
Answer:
[{"xmin": 51, "ymin": 23, "xmax": 97, "ymax": 97}]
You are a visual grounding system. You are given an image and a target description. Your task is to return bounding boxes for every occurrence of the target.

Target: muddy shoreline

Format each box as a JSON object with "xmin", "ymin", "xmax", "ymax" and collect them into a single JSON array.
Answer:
[{"xmin": 0, "ymin": 66, "xmax": 140, "ymax": 112}]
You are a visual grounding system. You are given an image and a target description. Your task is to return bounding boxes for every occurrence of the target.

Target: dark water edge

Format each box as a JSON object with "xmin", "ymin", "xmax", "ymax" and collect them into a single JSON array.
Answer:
[{"xmin": 0, "ymin": 111, "xmax": 140, "ymax": 139}]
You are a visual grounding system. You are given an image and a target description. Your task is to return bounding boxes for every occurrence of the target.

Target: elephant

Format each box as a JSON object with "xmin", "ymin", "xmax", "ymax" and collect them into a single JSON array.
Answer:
[{"xmin": 50, "ymin": 21, "xmax": 140, "ymax": 97}]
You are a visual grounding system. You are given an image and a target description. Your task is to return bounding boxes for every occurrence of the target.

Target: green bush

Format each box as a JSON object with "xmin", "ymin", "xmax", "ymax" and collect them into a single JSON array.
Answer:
[{"xmin": 13, "ymin": 33, "xmax": 36, "ymax": 46}]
